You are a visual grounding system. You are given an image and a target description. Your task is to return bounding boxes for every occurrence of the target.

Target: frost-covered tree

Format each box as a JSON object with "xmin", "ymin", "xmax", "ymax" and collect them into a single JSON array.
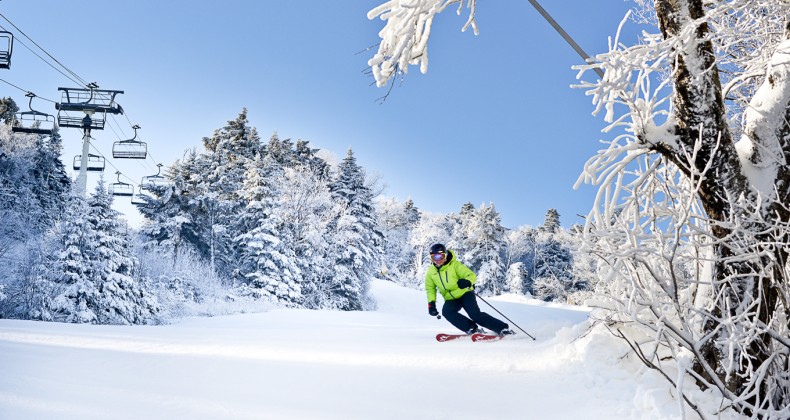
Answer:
[
  {"xmin": 275, "ymin": 164, "xmax": 335, "ymax": 310},
  {"xmin": 235, "ymin": 155, "xmax": 302, "ymax": 306},
  {"xmin": 460, "ymin": 203, "xmax": 507, "ymax": 296},
  {"xmin": 367, "ymin": 0, "xmax": 478, "ymax": 87},
  {"xmin": 325, "ymin": 149, "xmax": 383, "ymax": 310},
  {"xmin": 49, "ymin": 192, "xmax": 95, "ymax": 323},
  {"xmin": 376, "ymin": 196, "xmax": 421, "ymax": 284},
  {"xmin": 407, "ymin": 212, "xmax": 454, "ymax": 288},
  {"xmin": 532, "ymin": 236, "xmax": 573, "ymax": 302},
  {"xmin": 51, "ymin": 182, "xmax": 158, "ymax": 325},
  {"xmin": 506, "ymin": 261, "xmax": 529, "ymax": 296},
  {"xmin": 0, "ymin": 97, "xmax": 18, "ymax": 125},
  {"xmin": 542, "ymin": 208, "xmax": 561, "ymax": 234},
  {"xmin": 573, "ymin": 2, "xmax": 790, "ymax": 415},
  {"xmin": 505, "ymin": 226, "xmax": 537, "ymax": 294},
  {"xmin": 367, "ymin": 1, "xmax": 790, "ymax": 415}
]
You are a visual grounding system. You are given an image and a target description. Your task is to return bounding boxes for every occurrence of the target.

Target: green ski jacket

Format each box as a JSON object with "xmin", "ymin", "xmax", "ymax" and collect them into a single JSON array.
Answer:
[{"xmin": 425, "ymin": 250, "xmax": 477, "ymax": 302}]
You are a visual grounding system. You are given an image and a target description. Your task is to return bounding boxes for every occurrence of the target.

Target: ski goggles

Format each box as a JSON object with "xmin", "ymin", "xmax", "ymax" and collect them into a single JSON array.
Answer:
[{"xmin": 431, "ymin": 252, "xmax": 446, "ymax": 262}]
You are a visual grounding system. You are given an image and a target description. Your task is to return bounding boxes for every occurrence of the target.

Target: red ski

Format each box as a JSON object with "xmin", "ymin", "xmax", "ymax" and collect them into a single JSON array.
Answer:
[
  {"xmin": 435, "ymin": 333, "xmax": 471, "ymax": 342},
  {"xmin": 471, "ymin": 333, "xmax": 505, "ymax": 342}
]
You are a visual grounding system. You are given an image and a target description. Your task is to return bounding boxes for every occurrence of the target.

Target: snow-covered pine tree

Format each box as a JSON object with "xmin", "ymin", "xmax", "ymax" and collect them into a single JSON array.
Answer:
[
  {"xmin": 531, "ymin": 236, "xmax": 573, "ymax": 302},
  {"xmin": 0, "ymin": 97, "xmax": 18, "ymax": 124},
  {"xmin": 506, "ymin": 262, "xmax": 529, "ymax": 296},
  {"xmin": 542, "ymin": 208, "xmax": 561, "ymax": 234},
  {"xmin": 51, "ymin": 181, "xmax": 158, "ymax": 324},
  {"xmin": 234, "ymin": 154, "xmax": 302, "ymax": 306},
  {"xmin": 0, "ymin": 121, "xmax": 70, "ymax": 320},
  {"xmin": 139, "ymin": 150, "xmax": 204, "ymax": 266},
  {"xmin": 407, "ymin": 212, "xmax": 454, "ymax": 288},
  {"xmin": 459, "ymin": 203, "xmax": 507, "ymax": 296},
  {"xmin": 275, "ymin": 164, "xmax": 335, "ymax": 310},
  {"xmin": 505, "ymin": 226, "xmax": 537, "ymax": 295},
  {"xmin": 194, "ymin": 109, "xmax": 261, "ymax": 277},
  {"xmin": 325, "ymin": 148, "xmax": 383, "ymax": 310},
  {"xmin": 29, "ymin": 127, "xmax": 71, "ymax": 230},
  {"xmin": 375, "ymin": 197, "xmax": 421, "ymax": 284},
  {"xmin": 49, "ymin": 191, "xmax": 96, "ymax": 323}
]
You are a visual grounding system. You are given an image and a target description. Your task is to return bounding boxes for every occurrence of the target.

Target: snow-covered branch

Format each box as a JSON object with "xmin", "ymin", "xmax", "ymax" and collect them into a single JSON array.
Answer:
[{"xmin": 367, "ymin": 0, "xmax": 478, "ymax": 87}]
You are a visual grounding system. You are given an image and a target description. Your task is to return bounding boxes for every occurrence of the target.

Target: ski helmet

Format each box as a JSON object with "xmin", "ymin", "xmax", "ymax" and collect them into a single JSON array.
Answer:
[{"xmin": 429, "ymin": 243, "xmax": 446, "ymax": 255}]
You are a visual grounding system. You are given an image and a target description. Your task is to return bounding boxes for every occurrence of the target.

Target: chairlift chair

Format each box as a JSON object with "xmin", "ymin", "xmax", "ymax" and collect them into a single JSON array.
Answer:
[
  {"xmin": 73, "ymin": 154, "xmax": 105, "ymax": 172},
  {"xmin": 12, "ymin": 92, "xmax": 55, "ymax": 135},
  {"xmin": 141, "ymin": 163, "xmax": 171, "ymax": 190},
  {"xmin": 131, "ymin": 186, "xmax": 151, "ymax": 206},
  {"xmin": 109, "ymin": 171, "xmax": 134, "ymax": 197},
  {"xmin": 112, "ymin": 124, "xmax": 147, "ymax": 159},
  {"xmin": 0, "ymin": 31, "xmax": 12, "ymax": 69}
]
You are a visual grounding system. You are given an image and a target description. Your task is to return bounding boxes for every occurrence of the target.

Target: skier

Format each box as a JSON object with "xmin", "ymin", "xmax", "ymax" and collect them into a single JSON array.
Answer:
[{"xmin": 425, "ymin": 243, "xmax": 514, "ymax": 336}]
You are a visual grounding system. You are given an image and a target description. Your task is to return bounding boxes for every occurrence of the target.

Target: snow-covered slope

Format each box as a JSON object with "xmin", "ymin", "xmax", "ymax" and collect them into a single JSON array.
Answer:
[{"xmin": 0, "ymin": 280, "xmax": 735, "ymax": 419}]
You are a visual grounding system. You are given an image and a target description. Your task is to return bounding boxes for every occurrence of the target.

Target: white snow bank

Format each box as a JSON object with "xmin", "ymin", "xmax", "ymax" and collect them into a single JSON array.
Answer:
[{"xmin": 0, "ymin": 280, "xmax": 737, "ymax": 419}]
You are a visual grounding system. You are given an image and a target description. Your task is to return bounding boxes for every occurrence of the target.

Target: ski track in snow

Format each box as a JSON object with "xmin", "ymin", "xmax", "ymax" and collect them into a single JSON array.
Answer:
[{"xmin": 0, "ymin": 281, "xmax": 719, "ymax": 420}]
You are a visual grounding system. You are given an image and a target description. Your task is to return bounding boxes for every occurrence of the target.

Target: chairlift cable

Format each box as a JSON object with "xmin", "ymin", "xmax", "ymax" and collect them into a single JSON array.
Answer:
[
  {"xmin": 0, "ymin": 24, "xmax": 86, "ymax": 88},
  {"xmin": 87, "ymin": 143, "xmax": 139, "ymax": 187},
  {"xmin": 526, "ymin": 0, "xmax": 605, "ymax": 79},
  {"xmin": 0, "ymin": 14, "xmax": 89, "ymax": 87},
  {"xmin": 0, "ymin": 76, "xmax": 28, "ymax": 94},
  {"xmin": 0, "ymin": 15, "xmax": 167, "ymax": 191}
]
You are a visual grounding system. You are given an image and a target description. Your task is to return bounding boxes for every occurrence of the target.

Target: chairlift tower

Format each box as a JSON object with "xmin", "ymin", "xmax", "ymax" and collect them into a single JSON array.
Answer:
[{"xmin": 56, "ymin": 82, "xmax": 123, "ymax": 194}]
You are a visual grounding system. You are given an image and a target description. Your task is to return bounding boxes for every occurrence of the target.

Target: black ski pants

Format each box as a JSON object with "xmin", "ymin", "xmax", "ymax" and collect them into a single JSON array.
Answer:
[{"xmin": 442, "ymin": 291, "xmax": 507, "ymax": 334}]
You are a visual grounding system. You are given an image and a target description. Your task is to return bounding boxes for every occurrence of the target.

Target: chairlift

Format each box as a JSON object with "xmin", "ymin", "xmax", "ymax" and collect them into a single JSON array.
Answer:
[
  {"xmin": 73, "ymin": 154, "xmax": 105, "ymax": 172},
  {"xmin": 0, "ymin": 31, "xmax": 12, "ymax": 69},
  {"xmin": 56, "ymin": 83, "xmax": 123, "ymax": 130},
  {"xmin": 12, "ymin": 92, "xmax": 55, "ymax": 135},
  {"xmin": 141, "ymin": 163, "xmax": 171, "ymax": 190},
  {"xmin": 109, "ymin": 171, "xmax": 134, "ymax": 197},
  {"xmin": 131, "ymin": 186, "xmax": 151, "ymax": 206},
  {"xmin": 112, "ymin": 124, "xmax": 147, "ymax": 159}
]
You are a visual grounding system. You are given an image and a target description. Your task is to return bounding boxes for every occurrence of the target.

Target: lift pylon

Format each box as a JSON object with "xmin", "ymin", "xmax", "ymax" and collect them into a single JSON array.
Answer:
[
  {"xmin": 55, "ymin": 83, "xmax": 123, "ymax": 130},
  {"xmin": 12, "ymin": 92, "xmax": 55, "ymax": 135},
  {"xmin": 0, "ymin": 31, "xmax": 12, "ymax": 69},
  {"xmin": 112, "ymin": 124, "xmax": 147, "ymax": 159}
]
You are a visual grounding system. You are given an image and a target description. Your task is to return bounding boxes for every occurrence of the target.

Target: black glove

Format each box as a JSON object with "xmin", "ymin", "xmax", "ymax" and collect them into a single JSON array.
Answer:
[
  {"xmin": 457, "ymin": 279, "xmax": 472, "ymax": 289},
  {"xmin": 428, "ymin": 301, "xmax": 439, "ymax": 317}
]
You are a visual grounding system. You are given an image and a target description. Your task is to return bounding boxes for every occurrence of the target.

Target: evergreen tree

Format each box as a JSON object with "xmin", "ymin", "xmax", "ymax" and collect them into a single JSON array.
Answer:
[
  {"xmin": 51, "ymin": 182, "xmax": 158, "ymax": 324},
  {"xmin": 325, "ymin": 149, "xmax": 383, "ymax": 310},
  {"xmin": 235, "ymin": 155, "xmax": 302, "ymax": 306},
  {"xmin": 275, "ymin": 165, "xmax": 335, "ymax": 310},
  {"xmin": 138, "ymin": 155, "xmax": 198, "ymax": 266},
  {"xmin": 376, "ymin": 197, "xmax": 421, "ymax": 284},
  {"xmin": 0, "ymin": 97, "xmax": 17, "ymax": 125},
  {"xmin": 29, "ymin": 128, "xmax": 71, "ymax": 230},
  {"xmin": 543, "ymin": 208, "xmax": 561, "ymax": 233},
  {"xmin": 506, "ymin": 262, "xmax": 529, "ymax": 296},
  {"xmin": 50, "ymin": 192, "xmax": 96, "ymax": 323},
  {"xmin": 461, "ymin": 203, "xmax": 507, "ymax": 296},
  {"xmin": 532, "ymin": 236, "xmax": 573, "ymax": 302},
  {"xmin": 505, "ymin": 226, "xmax": 537, "ymax": 295}
]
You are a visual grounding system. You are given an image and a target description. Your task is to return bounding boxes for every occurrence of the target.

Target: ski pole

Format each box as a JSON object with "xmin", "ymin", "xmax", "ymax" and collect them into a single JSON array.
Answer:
[{"xmin": 475, "ymin": 292, "xmax": 536, "ymax": 340}]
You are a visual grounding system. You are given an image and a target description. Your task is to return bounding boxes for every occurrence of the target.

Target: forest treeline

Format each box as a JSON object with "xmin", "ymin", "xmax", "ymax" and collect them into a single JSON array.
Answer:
[{"xmin": 0, "ymin": 105, "xmax": 596, "ymax": 324}]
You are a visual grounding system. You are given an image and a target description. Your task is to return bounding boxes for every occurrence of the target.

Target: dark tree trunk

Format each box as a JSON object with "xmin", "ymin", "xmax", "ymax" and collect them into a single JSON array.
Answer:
[{"xmin": 652, "ymin": 0, "xmax": 788, "ymax": 412}]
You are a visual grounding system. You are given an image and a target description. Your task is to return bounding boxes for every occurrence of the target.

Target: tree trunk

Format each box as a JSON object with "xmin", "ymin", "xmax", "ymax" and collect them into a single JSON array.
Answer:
[{"xmin": 653, "ymin": 0, "xmax": 787, "ymax": 412}]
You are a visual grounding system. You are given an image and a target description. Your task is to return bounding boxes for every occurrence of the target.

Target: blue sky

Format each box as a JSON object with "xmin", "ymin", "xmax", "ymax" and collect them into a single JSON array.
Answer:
[{"xmin": 1, "ymin": 0, "xmax": 639, "ymax": 229}]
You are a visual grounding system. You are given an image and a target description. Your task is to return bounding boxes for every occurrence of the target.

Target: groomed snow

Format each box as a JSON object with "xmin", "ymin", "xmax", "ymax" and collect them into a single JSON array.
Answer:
[{"xmin": 0, "ymin": 280, "xmax": 735, "ymax": 419}]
